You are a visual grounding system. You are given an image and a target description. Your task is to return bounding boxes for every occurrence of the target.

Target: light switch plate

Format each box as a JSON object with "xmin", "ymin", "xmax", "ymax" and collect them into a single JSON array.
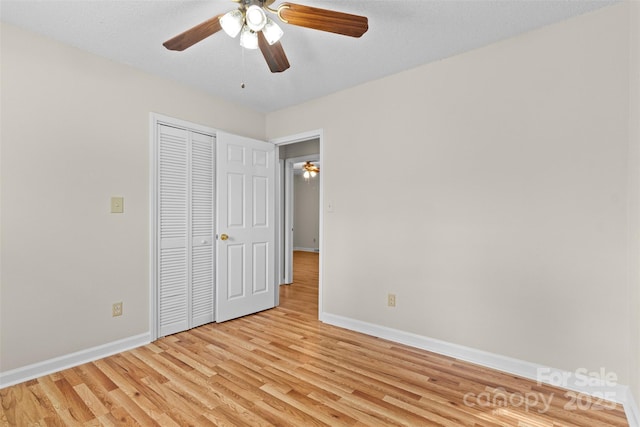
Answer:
[
  {"xmin": 327, "ymin": 201, "xmax": 334, "ymax": 213},
  {"xmin": 111, "ymin": 197, "xmax": 124, "ymax": 214}
]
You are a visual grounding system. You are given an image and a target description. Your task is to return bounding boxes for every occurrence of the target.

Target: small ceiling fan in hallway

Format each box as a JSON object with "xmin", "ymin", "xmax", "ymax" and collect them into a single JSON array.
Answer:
[{"xmin": 163, "ymin": 0, "xmax": 369, "ymax": 73}]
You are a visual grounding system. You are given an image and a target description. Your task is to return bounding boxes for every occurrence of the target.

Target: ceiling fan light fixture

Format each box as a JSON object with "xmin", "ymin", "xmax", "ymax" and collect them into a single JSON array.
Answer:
[
  {"xmin": 245, "ymin": 5, "xmax": 267, "ymax": 31},
  {"xmin": 302, "ymin": 161, "xmax": 319, "ymax": 180},
  {"xmin": 239, "ymin": 26, "xmax": 259, "ymax": 49},
  {"xmin": 262, "ymin": 18, "xmax": 283, "ymax": 45},
  {"xmin": 220, "ymin": 9, "xmax": 244, "ymax": 38}
]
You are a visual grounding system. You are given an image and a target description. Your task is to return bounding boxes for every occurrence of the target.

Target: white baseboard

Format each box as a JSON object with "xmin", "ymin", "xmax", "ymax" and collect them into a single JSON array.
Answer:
[
  {"xmin": 625, "ymin": 388, "xmax": 640, "ymax": 427},
  {"xmin": 320, "ymin": 312, "xmax": 639, "ymax": 427},
  {"xmin": 293, "ymin": 247, "xmax": 319, "ymax": 253},
  {"xmin": 0, "ymin": 332, "xmax": 151, "ymax": 389}
]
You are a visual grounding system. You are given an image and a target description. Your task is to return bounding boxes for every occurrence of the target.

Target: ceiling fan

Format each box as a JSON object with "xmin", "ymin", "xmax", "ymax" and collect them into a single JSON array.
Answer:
[
  {"xmin": 302, "ymin": 161, "xmax": 319, "ymax": 179},
  {"xmin": 163, "ymin": 0, "xmax": 369, "ymax": 73}
]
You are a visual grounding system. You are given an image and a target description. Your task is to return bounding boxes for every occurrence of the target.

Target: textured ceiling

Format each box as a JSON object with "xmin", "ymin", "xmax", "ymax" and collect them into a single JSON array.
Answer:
[{"xmin": 0, "ymin": 0, "xmax": 618, "ymax": 113}]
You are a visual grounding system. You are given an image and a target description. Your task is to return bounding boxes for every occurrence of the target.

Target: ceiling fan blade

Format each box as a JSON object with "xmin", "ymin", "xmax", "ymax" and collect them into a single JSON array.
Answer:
[
  {"xmin": 163, "ymin": 14, "xmax": 225, "ymax": 51},
  {"xmin": 277, "ymin": 3, "xmax": 368, "ymax": 38},
  {"xmin": 258, "ymin": 31, "xmax": 290, "ymax": 73}
]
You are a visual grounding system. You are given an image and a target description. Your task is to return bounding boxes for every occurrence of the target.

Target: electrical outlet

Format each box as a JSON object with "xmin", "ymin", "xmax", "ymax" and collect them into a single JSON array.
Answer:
[
  {"xmin": 388, "ymin": 293, "xmax": 396, "ymax": 307},
  {"xmin": 112, "ymin": 302, "xmax": 123, "ymax": 317}
]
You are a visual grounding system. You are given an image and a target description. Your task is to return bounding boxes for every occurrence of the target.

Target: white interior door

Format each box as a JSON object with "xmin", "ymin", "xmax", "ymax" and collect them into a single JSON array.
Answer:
[{"xmin": 216, "ymin": 131, "xmax": 276, "ymax": 322}]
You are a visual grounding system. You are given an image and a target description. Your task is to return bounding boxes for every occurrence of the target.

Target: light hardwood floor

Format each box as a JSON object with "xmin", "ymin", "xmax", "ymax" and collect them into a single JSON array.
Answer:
[{"xmin": 1, "ymin": 251, "xmax": 630, "ymax": 426}]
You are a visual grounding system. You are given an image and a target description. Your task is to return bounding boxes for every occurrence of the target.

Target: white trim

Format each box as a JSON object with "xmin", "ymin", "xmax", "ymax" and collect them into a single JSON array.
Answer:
[
  {"xmin": 293, "ymin": 247, "xmax": 319, "ymax": 252},
  {"xmin": 283, "ymin": 158, "xmax": 294, "ymax": 284},
  {"xmin": 150, "ymin": 113, "xmax": 221, "ymax": 136},
  {"xmin": 0, "ymin": 333, "xmax": 150, "ymax": 389},
  {"xmin": 275, "ymin": 156, "xmax": 284, "ymax": 296},
  {"xmin": 624, "ymin": 388, "xmax": 640, "ymax": 427},
  {"xmin": 270, "ymin": 130, "xmax": 322, "ymax": 146},
  {"xmin": 321, "ymin": 312, "xmax": 638, "ymax": 425},
  {"xmin": 318, "ymin": 133, "xmax": 324, "ymax": 319},
  {"xmin": 149, "ymin": 114, "xmax": 159, "ymax": 342}
]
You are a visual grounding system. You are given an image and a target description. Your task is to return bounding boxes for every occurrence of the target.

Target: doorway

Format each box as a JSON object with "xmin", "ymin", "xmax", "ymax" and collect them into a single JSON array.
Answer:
[
  {"xmin": 292, "ymin": 158, "xmax": 320, "ymax": 253},
  {"xmin": 272, "ymin": 130, "xmax": 324, "ymax": 318}
]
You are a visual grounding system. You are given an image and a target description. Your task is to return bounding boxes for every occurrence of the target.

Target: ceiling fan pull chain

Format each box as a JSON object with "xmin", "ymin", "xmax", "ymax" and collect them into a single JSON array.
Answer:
[{"xmin": 241, "ymin": 45, "xmax": 246, "ymax": 89}]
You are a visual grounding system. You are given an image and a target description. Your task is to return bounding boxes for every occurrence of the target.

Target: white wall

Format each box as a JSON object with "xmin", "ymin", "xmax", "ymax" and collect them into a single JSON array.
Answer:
[
  {"xmin": 293, "ymin": 174, "xmax": 319, "ymax": 250},
  {"xmin": 628, "ymin": 0, "xmax": 640, "ymax": 407},
  {"xmin": 0, "ymin": 22, "xmax": 265, "ymax": 372},
  {"xmin": 279, "ymin": 138, "xmax": 320, "ymax": 159},
  {"xmin": 267, "ymin": 2, "xmax": 639, "ymax": 404}
]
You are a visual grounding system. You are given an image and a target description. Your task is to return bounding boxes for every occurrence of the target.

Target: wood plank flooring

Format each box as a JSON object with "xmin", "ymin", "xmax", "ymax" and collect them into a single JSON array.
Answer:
[{"xmin": 1, "ymin": 251, "xmax": 630, "ymax": 426}]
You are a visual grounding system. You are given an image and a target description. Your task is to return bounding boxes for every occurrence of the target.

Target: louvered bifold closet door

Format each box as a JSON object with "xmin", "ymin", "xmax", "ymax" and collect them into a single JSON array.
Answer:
[
  {"xmin": 190, "ymin": 131, "xmax": 215, "ymax": 328},
  {"xmin": 158, "ymin": 124, "xmax": 215, "ymax": 337},
  {"xmin": 159, "ymin": 125, "xmax": 189, "ymax": 336}
]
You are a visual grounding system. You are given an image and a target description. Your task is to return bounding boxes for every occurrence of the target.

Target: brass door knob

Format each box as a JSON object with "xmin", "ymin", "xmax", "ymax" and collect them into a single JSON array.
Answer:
[{"xmin": 220, "ymin": 234, "xmax": 229, "ymax": 241}]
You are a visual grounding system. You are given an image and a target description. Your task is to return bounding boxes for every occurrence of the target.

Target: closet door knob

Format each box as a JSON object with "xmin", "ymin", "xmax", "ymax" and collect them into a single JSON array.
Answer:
[{"xmin": 220, "ymin": 234, "xmax": 229, "ymax": 241}]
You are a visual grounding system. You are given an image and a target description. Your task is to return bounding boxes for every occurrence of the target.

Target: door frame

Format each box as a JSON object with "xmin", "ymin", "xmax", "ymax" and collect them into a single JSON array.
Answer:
[
  {"xmin": 271, "ymin": 130, "xmax": 324, "ymax": 319},
  {"xmin": 148, "ymin": 113, "xmax": 218, "ymax": 341}
]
